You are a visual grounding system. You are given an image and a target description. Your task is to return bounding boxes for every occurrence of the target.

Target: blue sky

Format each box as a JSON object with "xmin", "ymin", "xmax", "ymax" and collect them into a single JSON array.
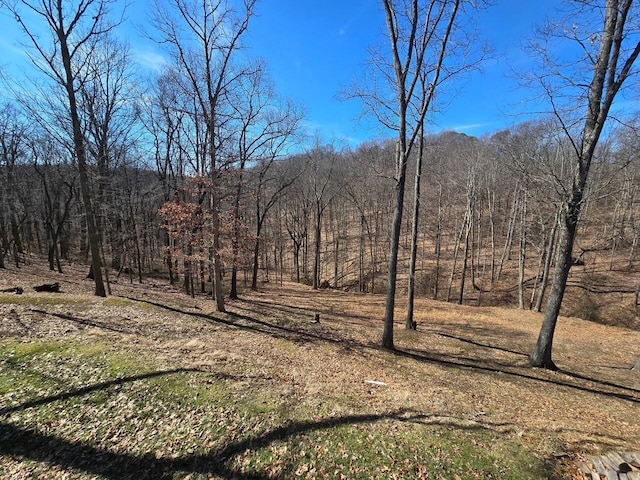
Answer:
[
  {"xmin": 1, "ymin": 0, "xmax": 564, "ymax": 146},
  {"xmin": 244, "ymin": 0, "xmax": 565, "ymax": 144}
]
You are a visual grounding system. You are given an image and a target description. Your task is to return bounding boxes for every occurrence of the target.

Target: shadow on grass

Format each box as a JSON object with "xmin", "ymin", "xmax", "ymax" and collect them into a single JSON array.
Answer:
[
  {"xmin": 121, "ymin": 296, "xmax": 640, "ymax": 406},
  {"xmin": 557, "ymin": 368, "xmax": 640, "ymax": 395},
  {"xmin": 437, "ymin": 332, "xmax": 529, "ymax": 357},
  {"xmin": 0, "ymin": 408, "xmax": 559, "ymax": 479},
  {"xmin": 395, "ymin": 348, "xmax": 640, "ymax": 404},
  {"xmin": 6, "ymin": 308, "xmax": 31, "ymax": 333},
  {"xmin": 0, "ymin": 368, "xmax": 201, "ymax": 416},
  {"xmin": 121, "ymin": 296, "xmax": 351, "ymax": 349},
  {"xmin": 29, "ymin": 309, "xmax": 136, "ymax": 334},
  {"xmin": 0, "ymin": 410, "xmax": 397, "ymax": 479}
]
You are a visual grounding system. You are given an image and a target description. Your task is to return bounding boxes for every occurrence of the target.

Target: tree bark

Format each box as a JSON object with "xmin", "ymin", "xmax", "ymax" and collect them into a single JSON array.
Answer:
[
  {"xmin": 380, "ymin": 0, "xmax": 463, "ymax": 350},
  {"xmin": 459, "ymin": 209, "xmax": 472, "ymax": 305},
  {"xmin": 531, "ymin": 0, "xmax": 640, "ymax": 368},
  {"xmin": 433, "ymin": 183, "xmax": 443, "ymax": 300},
  {"xmin": 406, "ymin": 130, "xmax": 425, "ymax": 330},
  {"xmin": 518, "ymin": 189, "xmax": 527, "ymax": 309},
  {"xmin": 313, "ymin": 202, "xmax": 322, "ymax": 290},
  {"xmin": 530, "ymin": 204, "xmax": 577, "ymax": 369},
  {"xmin": 534, "ymin": 211, "xmax": 559, "ymax": 312},
  {"xmin": 61, "ymin": 40, "xmax": 106, "ymax": 297},
  {"xmin": 383, "ymin": 141, "xmax": 408, "ymax": 350}
]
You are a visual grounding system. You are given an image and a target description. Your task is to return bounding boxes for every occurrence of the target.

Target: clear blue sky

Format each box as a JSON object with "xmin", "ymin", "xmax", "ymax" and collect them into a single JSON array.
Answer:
[{"xmin": 0, "ymin": 0, "xmax": 564, "ymax": 146}]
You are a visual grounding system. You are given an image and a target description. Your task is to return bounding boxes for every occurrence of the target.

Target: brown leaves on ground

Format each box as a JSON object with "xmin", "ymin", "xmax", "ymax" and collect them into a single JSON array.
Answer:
[{"xmin": 1, "ymin": 257, "xmax": 640, "ymax": 477}]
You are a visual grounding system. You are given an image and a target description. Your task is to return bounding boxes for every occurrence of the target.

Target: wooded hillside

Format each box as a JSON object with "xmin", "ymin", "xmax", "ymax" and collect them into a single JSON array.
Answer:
[
  {"xmin": 1, "ymin": 0, "xmax": 639, "ymax": 341},
  {"xmin": 1, "ymin": 122, "xmax": 638, "ymax": 328}
]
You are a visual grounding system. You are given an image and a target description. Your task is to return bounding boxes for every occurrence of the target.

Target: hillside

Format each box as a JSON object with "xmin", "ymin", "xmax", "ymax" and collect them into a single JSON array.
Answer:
[{"xmin": 1, "ymin": 257, "xmax": 639, "ymax": 479}]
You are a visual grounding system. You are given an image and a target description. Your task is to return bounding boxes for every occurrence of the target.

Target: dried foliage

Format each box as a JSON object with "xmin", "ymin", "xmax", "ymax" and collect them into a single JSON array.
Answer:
[{"xmin": 0, "ymin": 257, "xmax": 639, "ymax": 478}]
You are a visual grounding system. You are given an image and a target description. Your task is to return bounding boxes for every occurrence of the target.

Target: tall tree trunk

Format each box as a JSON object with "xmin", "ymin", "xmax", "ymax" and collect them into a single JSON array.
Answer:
[
  {"xmin": 380, "ymin": 0, "xmax": 462, "ymax": 350},
  {"xmin": 487, "ymin": 187, "xmax": 496, "ymax": 287},
  {"xmin": 230, "ymin": 172, "xmax": 244, "ymax": 299},
  {"xmin": 251, "ymin": 193, "xmax": 265, "ymax": 291},
  {"xmin": 535, "ymin": 216, "xmax": 558, "ymax": 312},
  {"xmin": 313, "ymin": 203, "xmax": 322, "ymax": 290},
  {"xmin": 531, "ymin": 0, "xmax": 640, "ymax": 369},
  {"xmin": 0, "ymin": 220, "xmax": 7, "ymax": 269},
  {"xmin": 359, "ymin": 214, "xmax": 366, "ymax": 293},
  {"xmin": 496, "ymin": 189, "xmax": 519, "ymax": 283},
  {"xmin": 383, "ymin": 142, "xmax": 408, "ymax": 349},
  {"xmin": 459, "ymin": 210, "xmax": 472, "ymax": 305},
  {"xmin": 518, "ymin": 190, "xmax": 527, "ymax": 309},
  {"xmin": 433, "ymin": 184, "xmax": 443, "ymax": 300},
  {"xmin": 61, "ymin": 44, "xmax": 105, "ymax": 297},
  {"xmin": 447, "ymin": 210, "xmax": 467, "ymax": 302},
  {"xmin": 211, "ymin": 196, "xmax": 225, "ymax": 311},
  {"xmin": 406, "ymin": 129, "xmax": 425, "ymax": 330},
  {"xmin": 472, "ymin": 203, "xmax": 482, "ymax": 292},
  {"xmin": 529, "ymin": 235, "xmax": 544, "ymax": 310},
  {"xmin": 530, "ymin": 203, "xmax": 578, "ymax": 369}
]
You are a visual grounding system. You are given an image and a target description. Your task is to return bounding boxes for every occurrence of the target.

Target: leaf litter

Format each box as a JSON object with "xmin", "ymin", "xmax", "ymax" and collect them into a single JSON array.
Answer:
[{"xmin": 0, "ymin": 259, "xmax": 639, "ymax": 478}]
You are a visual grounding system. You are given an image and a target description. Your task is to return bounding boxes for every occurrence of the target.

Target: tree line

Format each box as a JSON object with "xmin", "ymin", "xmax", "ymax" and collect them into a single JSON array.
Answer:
[{"xmin": 1, "ymin": 116, "xmax": 638, "ymax": 302}]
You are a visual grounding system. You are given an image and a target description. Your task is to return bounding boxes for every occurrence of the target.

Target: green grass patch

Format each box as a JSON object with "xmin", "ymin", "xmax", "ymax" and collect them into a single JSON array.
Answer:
[
  {"xmin": 232, "ymin": 420, "xmax": 549, "ymax": 479},
  {"xmin": 102, "ymin": 297, "xmax": 133, "ymax": 308},
  {"xmin": 0, "ymin": 295, "xmax": 86, "ymax": 306},
  {"xmin": 0, "ymin": 340, "xmax": 554, "ymax": 479}
]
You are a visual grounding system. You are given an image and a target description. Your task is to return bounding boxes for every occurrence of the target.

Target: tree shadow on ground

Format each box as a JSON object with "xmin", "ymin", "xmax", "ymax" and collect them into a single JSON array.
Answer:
[
  {"xmin": 29, "ymin": 308, "xmax": 136, "ymax": 335},
  {"xmin": 246, "ymin": 298, "xmax": 376, "ymax": 325},
  {"xmin": 436, "ymin": 332, "xmax": 529, "ymax": 357},
  {"xmin": 0, "ymin": 368, "xmax": 202, "ymax": 416},
  {"xmin": 120, "ymin": 296, "xmax": 640, "ymax": 406},
  {"xmin": 557, "ymin": 368, "xmax": 640, "ymax": 395},
  {"xmin": 232, "ymin": 299, "xmax": 378, "ymax": 345},
  {"xmin": 0, "ymin": 410, "xmax": 396, "ymax": 479},
  {"xmin": 395, "ymin": 348, "xmax": 640, "ymax": 404},
  {"xmin": 121, "ymin": 296, "xmax": 351, "ymax": 349},
  {"xmin": 4, "ymin": 308, "xmax": 31, "ymax": 333},
  {"xmin": 0, "ymin": 408, "xmax": 561, "ymax": 480}
]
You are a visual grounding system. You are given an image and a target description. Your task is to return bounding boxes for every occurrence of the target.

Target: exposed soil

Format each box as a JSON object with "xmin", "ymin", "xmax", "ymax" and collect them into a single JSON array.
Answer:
[{"xmin": 1, "ymin": 256, "xmax": 640, "ymax": 478}]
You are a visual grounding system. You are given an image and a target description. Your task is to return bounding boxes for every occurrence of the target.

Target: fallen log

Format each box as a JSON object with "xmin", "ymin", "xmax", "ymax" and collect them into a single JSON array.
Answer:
[
  {"xmin": 33, "ymin": 283, "xmax": 60, "ymax": 293},
  {"xmin": 0, "ymin": 287, "xmax": 23, "ymax": 294}
]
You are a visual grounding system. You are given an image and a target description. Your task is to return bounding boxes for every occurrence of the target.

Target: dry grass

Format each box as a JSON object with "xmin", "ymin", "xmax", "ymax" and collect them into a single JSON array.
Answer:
[{"xmin": 1, "ymin": 256, "xmax": 639, "ymax": 478}]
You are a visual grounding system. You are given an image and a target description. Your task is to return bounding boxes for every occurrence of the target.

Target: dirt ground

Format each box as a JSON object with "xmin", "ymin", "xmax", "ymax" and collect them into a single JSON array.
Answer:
[{"xmin": 1, "ymin": 257, "xmax": 639, "ymax": 478}]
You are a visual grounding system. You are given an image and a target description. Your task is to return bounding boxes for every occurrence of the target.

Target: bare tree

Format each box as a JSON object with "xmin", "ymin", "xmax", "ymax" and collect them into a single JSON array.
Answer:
[
  {"xmin": 79, "ymin": 36, "xmax": 138, "ymax": 273},
  {"xmin": 249, "ymin": 151, "xmax": 303, "ymax": 291},
  {"xmin": 284, "ymin": 174, "xmax": 311, "ymax": 285},
  {"xmin": 2, "ymin": 0, "xmax": 126, "ymax": 296},
  {"xmin": 405, "ymin": 122, "xmax": 425, "ymax": 328},
  {"xmin": 352, "ymin": 0, "xmax": 483, "ymax": 349},
  {"xmin": 228, "ymin": 61, "xmax": 302, "ymax": 298},
  {"xmin": 529, "ymin": 0, "xmax": 640, "ymax": 369},
  {"xmin": 152, "ymin": 0, "xmax": 257, "ymax": 311},
  {"xmin": 305, "ymin": 146, "xmax": 340, "ymax": 290},
  {"xmin": 0, "ymin": 103, "xmax": 28, "ymax": 268},
  {"xmin": 31, "ymin": 134, "xmax": 77, "ymax": 272}
]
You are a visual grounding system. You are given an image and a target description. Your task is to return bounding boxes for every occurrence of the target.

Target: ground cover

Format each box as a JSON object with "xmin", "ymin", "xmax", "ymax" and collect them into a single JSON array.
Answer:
[{"xmin": 1, "ymin": 258, "xmax": 639, "ymax": 478}]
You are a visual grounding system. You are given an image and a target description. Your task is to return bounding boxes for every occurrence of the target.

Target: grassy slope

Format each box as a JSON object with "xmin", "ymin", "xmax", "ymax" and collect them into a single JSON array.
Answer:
[
  {"xmin": 0, "ymin": 340, "xmax": 550, "ymax": 479},
  {"xmin": 1, "ymin": 261, "xmax": 639, "ymax": 479}
]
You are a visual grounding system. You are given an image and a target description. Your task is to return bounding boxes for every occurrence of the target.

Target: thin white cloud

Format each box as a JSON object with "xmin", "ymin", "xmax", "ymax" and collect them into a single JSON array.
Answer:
[
  {"xmin": 447, "ymin": 122, "xmax": 492, "ymax": 133},
  {"xmin": 133, "ymin": 48, "xmax": 169, "ymax": 73}
]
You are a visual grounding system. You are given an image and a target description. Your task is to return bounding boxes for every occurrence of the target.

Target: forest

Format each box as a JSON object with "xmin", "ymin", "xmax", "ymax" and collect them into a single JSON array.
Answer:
[
  {"xmin": 2, "ymin": 120, "xmax": 639, "ymax": 324},
  {"xmin": 2, "ymin": 0, "xmax": 640, "ymax": 478},
  {"xmin": 0, "ymin": 0, "xmax": 638, "ymax": 341}
]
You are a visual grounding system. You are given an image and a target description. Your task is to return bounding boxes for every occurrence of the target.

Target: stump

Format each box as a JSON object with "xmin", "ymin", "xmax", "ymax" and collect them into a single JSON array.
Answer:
[{"xmin": 0, "ymin": 287, "xmax": 23, "ymax": 295}]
